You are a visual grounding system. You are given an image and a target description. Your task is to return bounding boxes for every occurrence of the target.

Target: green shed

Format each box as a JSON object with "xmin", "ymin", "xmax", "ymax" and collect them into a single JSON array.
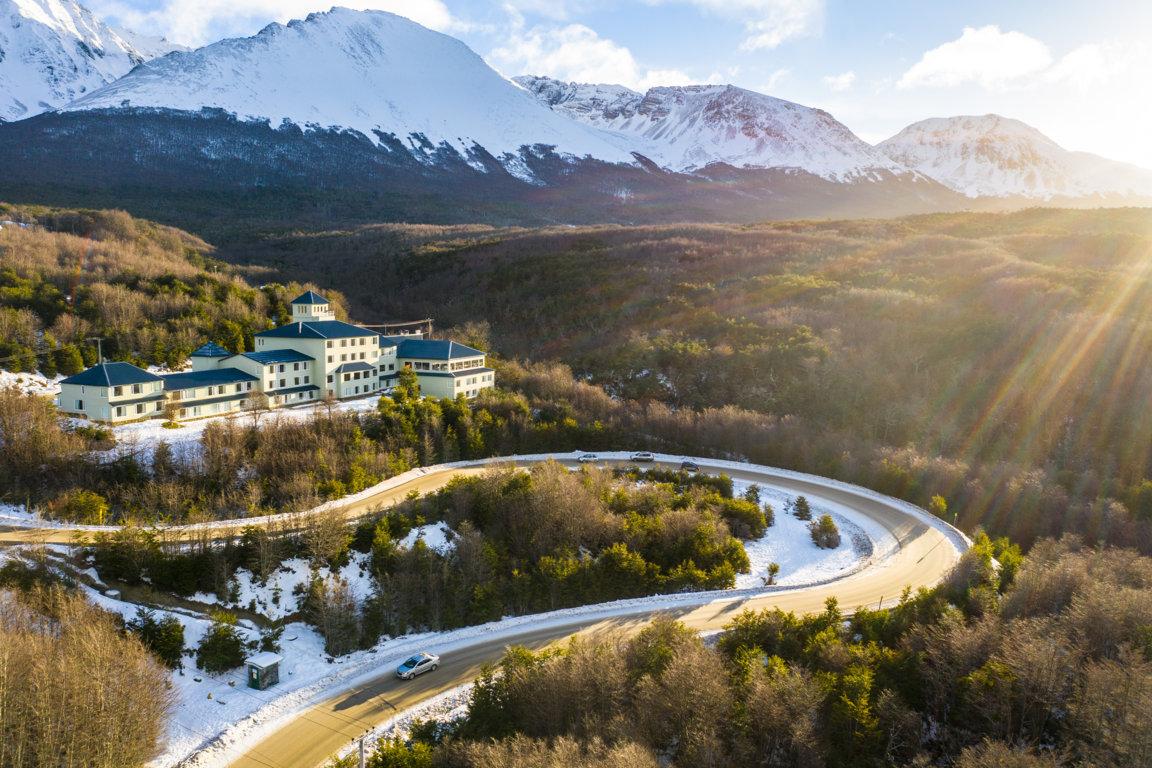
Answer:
[{"xmin": 246, "ymin": 652, "xmax": 282, "ymax": 690}]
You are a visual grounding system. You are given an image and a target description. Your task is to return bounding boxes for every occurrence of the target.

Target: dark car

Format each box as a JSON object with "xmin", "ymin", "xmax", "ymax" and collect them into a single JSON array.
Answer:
[{"xmin": 680, "ymin": 460, "xmax": 700, "ymax": 472}]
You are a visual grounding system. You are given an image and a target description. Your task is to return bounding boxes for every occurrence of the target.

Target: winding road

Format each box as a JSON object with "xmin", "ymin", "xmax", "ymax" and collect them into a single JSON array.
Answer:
[{"xmin": 0, "ymin": 452, "xmax": 969, "ymax": 768}]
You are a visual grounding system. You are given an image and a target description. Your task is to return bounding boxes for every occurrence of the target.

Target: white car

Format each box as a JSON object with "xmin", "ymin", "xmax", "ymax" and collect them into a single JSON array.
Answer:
[
  {"xmin": 396, "ymin": 652, "xmax": 440, "ymax": 680},
  {"xmin": 630, "ymin": 451, "xmax": 656, "ymax": 462},
  {"xmin": 577, "ymin": 453, "xmax": 599, "ymax": 464}
]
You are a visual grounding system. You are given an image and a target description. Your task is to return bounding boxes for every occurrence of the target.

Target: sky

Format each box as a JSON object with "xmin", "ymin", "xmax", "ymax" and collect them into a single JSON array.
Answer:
[{"xmin": 87, "ymin": 0, "xmax": 1152, "ymax": 167}]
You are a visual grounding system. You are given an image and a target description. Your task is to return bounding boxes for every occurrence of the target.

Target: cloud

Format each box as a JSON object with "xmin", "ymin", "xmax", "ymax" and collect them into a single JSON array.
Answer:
[
  {"xmin": 822, "ymin": 70, "xmax": 855, "ymax": 91},
  {"xmin": 88, "ymin": 0, "xmax": 458, "ymax": 47},
  {"xmin": 898, "ymin": 25, "xmax": 1052, "ymax": 90},
  {"xmin": 645, "ymin": 0, "xmax": 822, "ymax": 50},
  {"xmin": 758, "ymin": 68, "xmax": 790, "ymax": 92},
  {"xmin": 487, "ymin": 22, "xmax": 694, "ymax": 90}
]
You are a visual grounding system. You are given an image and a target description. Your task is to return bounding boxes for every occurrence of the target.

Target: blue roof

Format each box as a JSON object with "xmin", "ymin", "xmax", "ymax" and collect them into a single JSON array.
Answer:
[
  {"xmin": 267, "ymin": 384, "xmax": 320, "ymax": 396},
  {"xmin": 160, "ymin": 368, "xmax": 258, "ymax": 390},
  {"xmin": 190, "ymin": 342, "xmax": 232, "ymax": 358},
  {"xmin": 418, "ymin": 367, "xmax": 495, "ymax": 379},
  {"xmin": 290, "ymin": 290, "xmax": 329, "ymax": 305},
  {"xmin": 61, "ymin": 362, "xmax": 162, "ymax": 387},
  {"xmin": 334, "ymin": 362, "xmax": 375, "ymax": 373},
  {"xmin": 388, "ymin": 338, "xmax": 484, "ymax": 360},
  {"xmin": 240, "ymin": 349, "xmax": 314, "ymax": 364},
  {"xmin": 256, "ymin": 320, "xmax": 377, "ymax": 340}
]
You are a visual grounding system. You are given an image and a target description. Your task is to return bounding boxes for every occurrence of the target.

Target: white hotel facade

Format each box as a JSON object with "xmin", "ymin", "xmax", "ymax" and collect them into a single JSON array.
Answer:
[{"xmin": 57, "ymin": 291, "xmax": 495, "ymax": 423}]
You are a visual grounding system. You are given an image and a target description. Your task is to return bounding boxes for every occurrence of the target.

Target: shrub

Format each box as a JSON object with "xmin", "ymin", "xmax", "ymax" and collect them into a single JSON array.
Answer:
[
  {"xmin": 195, "ymin": 610, "xmax": 248, "ymax": 673},
  {"xmin": 44, "ymin": 489, "xmax": 109, "ymax": 525},
  {"xmin": 810, "ymin": 514, "xmax": 841, "ymax": 549},
  {"xmin": 127, "ymin": 607, "xmax": 186, "ymax": 669},
  {"xmin": 794, "ymin": 495, "xmax": 812, "ymax": 521}
]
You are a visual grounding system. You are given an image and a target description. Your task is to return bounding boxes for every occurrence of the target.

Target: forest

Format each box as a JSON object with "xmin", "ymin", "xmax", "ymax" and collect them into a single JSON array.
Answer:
[
  {"xmin": 342, "ymin": 534, "xmax": 1151, "ymax": 768},
  {"xmin": 0, "ymin": 203, "xmax": 346, "ymax": 371},
  {"xmin": 222, "ymin": 209, "xmax": 1152, "ymax": 551}
]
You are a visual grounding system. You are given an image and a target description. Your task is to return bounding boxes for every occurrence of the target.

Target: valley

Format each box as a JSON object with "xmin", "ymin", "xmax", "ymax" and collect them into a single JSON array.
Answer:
[{"xmin": 3, "ymin": 3, "xmax": 1152, "ymax": 768}]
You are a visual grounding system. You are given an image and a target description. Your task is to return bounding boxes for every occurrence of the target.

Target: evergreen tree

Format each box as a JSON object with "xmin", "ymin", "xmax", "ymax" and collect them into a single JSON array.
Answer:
[
  {"xmin": 127, "ymin": 607, "xmax": 186, "ymax": 668},
  {"xmin": 794, "ymin": 495, "xmax": 812, "ymax": 521},
  {"xmin": 196, "ymin": 611, "xmax": 248, "ymax": 673},
  {"xmin": 53, "ymin": 344, "xmax": 85, "ymax": 375}
]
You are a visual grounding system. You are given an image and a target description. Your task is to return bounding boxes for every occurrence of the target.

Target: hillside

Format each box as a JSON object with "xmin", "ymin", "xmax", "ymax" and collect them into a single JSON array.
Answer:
[
  {"xmin": 224, "ymin": 207, "xmax": 1152, "ymax": 547},
  {"xmin": 0, "ymin": 204, "xmax": 344, "ymax": 373}
]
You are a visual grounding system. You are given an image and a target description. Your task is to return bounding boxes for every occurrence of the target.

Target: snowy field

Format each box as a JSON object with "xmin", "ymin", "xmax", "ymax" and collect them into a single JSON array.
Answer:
[{"xmin": 732, "ymin": 480, "xmax": 887, "ymax": 589}]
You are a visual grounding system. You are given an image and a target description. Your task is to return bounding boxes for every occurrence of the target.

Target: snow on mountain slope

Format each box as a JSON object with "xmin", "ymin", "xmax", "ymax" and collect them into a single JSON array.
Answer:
[
  {"xmin": 515, "ymin": 75, "xmax": 909, "ymax": 181},
  {"xmin": 64, "ymin": 9, "xmax": 635, "ymax": 172},
  {"xmin": 0, "ymin": 0, "xmax": 181, "ymax": 121},
  {"xmin": 877, "ymin": 115, "xmax": 1152, "ymax": 199}
]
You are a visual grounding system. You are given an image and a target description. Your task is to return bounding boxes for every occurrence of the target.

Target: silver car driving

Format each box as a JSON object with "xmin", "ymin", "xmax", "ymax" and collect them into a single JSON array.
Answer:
[{"xmin": 396, "ymin": 652, "xmax": 440, "ymax": 680}]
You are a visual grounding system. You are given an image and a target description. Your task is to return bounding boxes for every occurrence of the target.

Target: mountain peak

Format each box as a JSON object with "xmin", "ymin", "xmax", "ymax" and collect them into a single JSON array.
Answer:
[
  {"xmin": 878, "ymin": 115, "xmax": 1152, "ymax": 199},
  {"xmin": 0, "ymin": 0, "xmax": 181, "ymax": 121},
  {"xmin": 62, "ymin": 8, "xmax": 634, "ymax": 173},
  {"xmin": 517, "ymin": 74, "xmax": 905, "ymax": 180}
]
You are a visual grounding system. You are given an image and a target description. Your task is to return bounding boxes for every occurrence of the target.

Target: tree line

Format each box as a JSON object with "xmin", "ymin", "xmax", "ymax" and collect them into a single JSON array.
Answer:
[{"xmin": 345, "ymin": 533, "xmax": 1149, "ymax": 768}]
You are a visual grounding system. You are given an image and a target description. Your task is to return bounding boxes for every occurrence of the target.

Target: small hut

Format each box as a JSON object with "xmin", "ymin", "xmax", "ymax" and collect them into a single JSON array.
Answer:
[{"xmin": 246, "ymin": 652, "xmax": 283, "ymax": 690}]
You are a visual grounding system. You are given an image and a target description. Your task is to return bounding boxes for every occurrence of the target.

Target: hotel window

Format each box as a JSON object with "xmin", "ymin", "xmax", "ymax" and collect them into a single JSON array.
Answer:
[
  {"xmin": 268, "ymin": 366, "xmax": 275, "ymax": 374},
  {"xmin": 341, "ymin": 354, "xmax": 347, "ymax": 361},
  {"xmin": 327, "ymin": 355, "xmax": 334, "ymax": 363},
  {"xmin": 278, "ymin": 364, "xmax": 285, "ymax": 373},
  {"xmin": 114, "ymin": 406, "xmax": 124, "ymax": 417},
  {"xmin": 136, "ymin": 404, "xmax": 146, "ymax": 415},
  {"xmin": 246, "ymin": 382, "xmax": 253, "ymax": 391},
  {"xmin": 293, "ymin": 363, "xmax": 300, "ymax": 371},
  {"xmin": 304, "ymin": 376, "xmax": 310, "ymax": 384},
  {"xmin": 76, "ymin": 399, "xmax": 84, "ymax": 410},
  {"xmin": 155, "ymin": 401, "xmax": 163, "ymax": 412},
  {"xmin": 294, "ymin": 377, "xmax": 300, "ymax": 386},
  {"xmin": 341, "ymin": 339, "xmax": 347, "ymax": 347},
  {"xmin": 113, "ymin": 386, "xmax": 123, "ymax": 396},
  {"xmin": 132, "ymin": 384, "xmax": 142, "ymax": 394},
  {"xmin": 279, "ymin": 379, "xmax": 286, "ymax": 388}
]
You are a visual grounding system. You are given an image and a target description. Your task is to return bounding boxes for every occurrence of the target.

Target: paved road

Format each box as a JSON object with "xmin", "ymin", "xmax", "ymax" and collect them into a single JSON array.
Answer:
[
  {"xmin": 0, "ymin": 454, "xmax": 964, "ymax": 768},
  {"xmin": 218, "ymin": 456, "xmax": 966, "ymax": 768}
]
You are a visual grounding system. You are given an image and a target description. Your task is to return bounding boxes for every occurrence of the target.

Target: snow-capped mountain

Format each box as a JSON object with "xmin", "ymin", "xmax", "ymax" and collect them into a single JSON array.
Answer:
[
  {"xmin": 0, "ymin": 0, "xmax": 182, "ymax": 121},
  {"xmin": 515, "ymin": 75, "xmax": 910, "ymax": 181},
  {"xmin": 877, "ymin": 115, "xmax": 1152, "ymax": 199},
  {"xmin": 63, "ymin": 8, "xmax": 634, "ymax": 173}
]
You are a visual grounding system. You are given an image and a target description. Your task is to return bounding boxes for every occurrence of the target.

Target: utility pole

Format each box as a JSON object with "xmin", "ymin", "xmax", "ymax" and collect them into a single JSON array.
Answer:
[
  {"xmin": 358, "ymin": 737, "xmax": 366, "ymax": 768},
  {"xmin": 86, "ymin": 337, "xmax": 105, "ymax": 364}
]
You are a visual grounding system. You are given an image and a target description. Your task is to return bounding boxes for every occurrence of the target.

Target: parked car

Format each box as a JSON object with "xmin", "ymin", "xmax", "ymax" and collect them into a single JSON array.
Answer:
[
  {"xmin": 630, "ymin": 451, "xmax": 656, "ymax": 462},
  {"xmin": 577, "ymin": 453, "xmax": 599, "ymax": 464},
  {"xmin": 680, "ymin": 460, "xmax": 700, "ymax": 472},
  {"xmin": 396, "ymin": 652, "xmax": 440, "ymax": 680}
]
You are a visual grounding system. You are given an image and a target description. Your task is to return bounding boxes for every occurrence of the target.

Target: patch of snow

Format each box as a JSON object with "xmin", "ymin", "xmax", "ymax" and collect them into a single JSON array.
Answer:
[
  {"xmin": 399, "ymin": 522, "xmax": 455, "ymax": 555},
  {"xmin": 0, "ymin": 368, "xmax": 61, "ymax": 397},
  {"xmin": 187, "ymin": 553, "xmax": 376, "ymax": 621},
  {"xmin": 732, "ymin": 481, "xmax": 884, "ymax": 589}
]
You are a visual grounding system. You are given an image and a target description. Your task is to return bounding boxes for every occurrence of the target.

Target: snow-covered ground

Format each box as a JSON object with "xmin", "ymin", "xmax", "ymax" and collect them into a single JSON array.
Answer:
[
  {"xmin": 0, "ymin": 368, "xmax": 62, "ymax": 397},
  {"xmin": 187, "ymin": 553, "xmax": 376, "ymax": 621},
  {"xmin": 100, "ymin": 394, "xmax": 382, "ymax": 466},
  {"xmin": 733, "ymin": 480, "xmax": 884, "ymax": 589},
  {"xmin": 399, "ymin": 522, "xmax": 455, "ymax": 554}
]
